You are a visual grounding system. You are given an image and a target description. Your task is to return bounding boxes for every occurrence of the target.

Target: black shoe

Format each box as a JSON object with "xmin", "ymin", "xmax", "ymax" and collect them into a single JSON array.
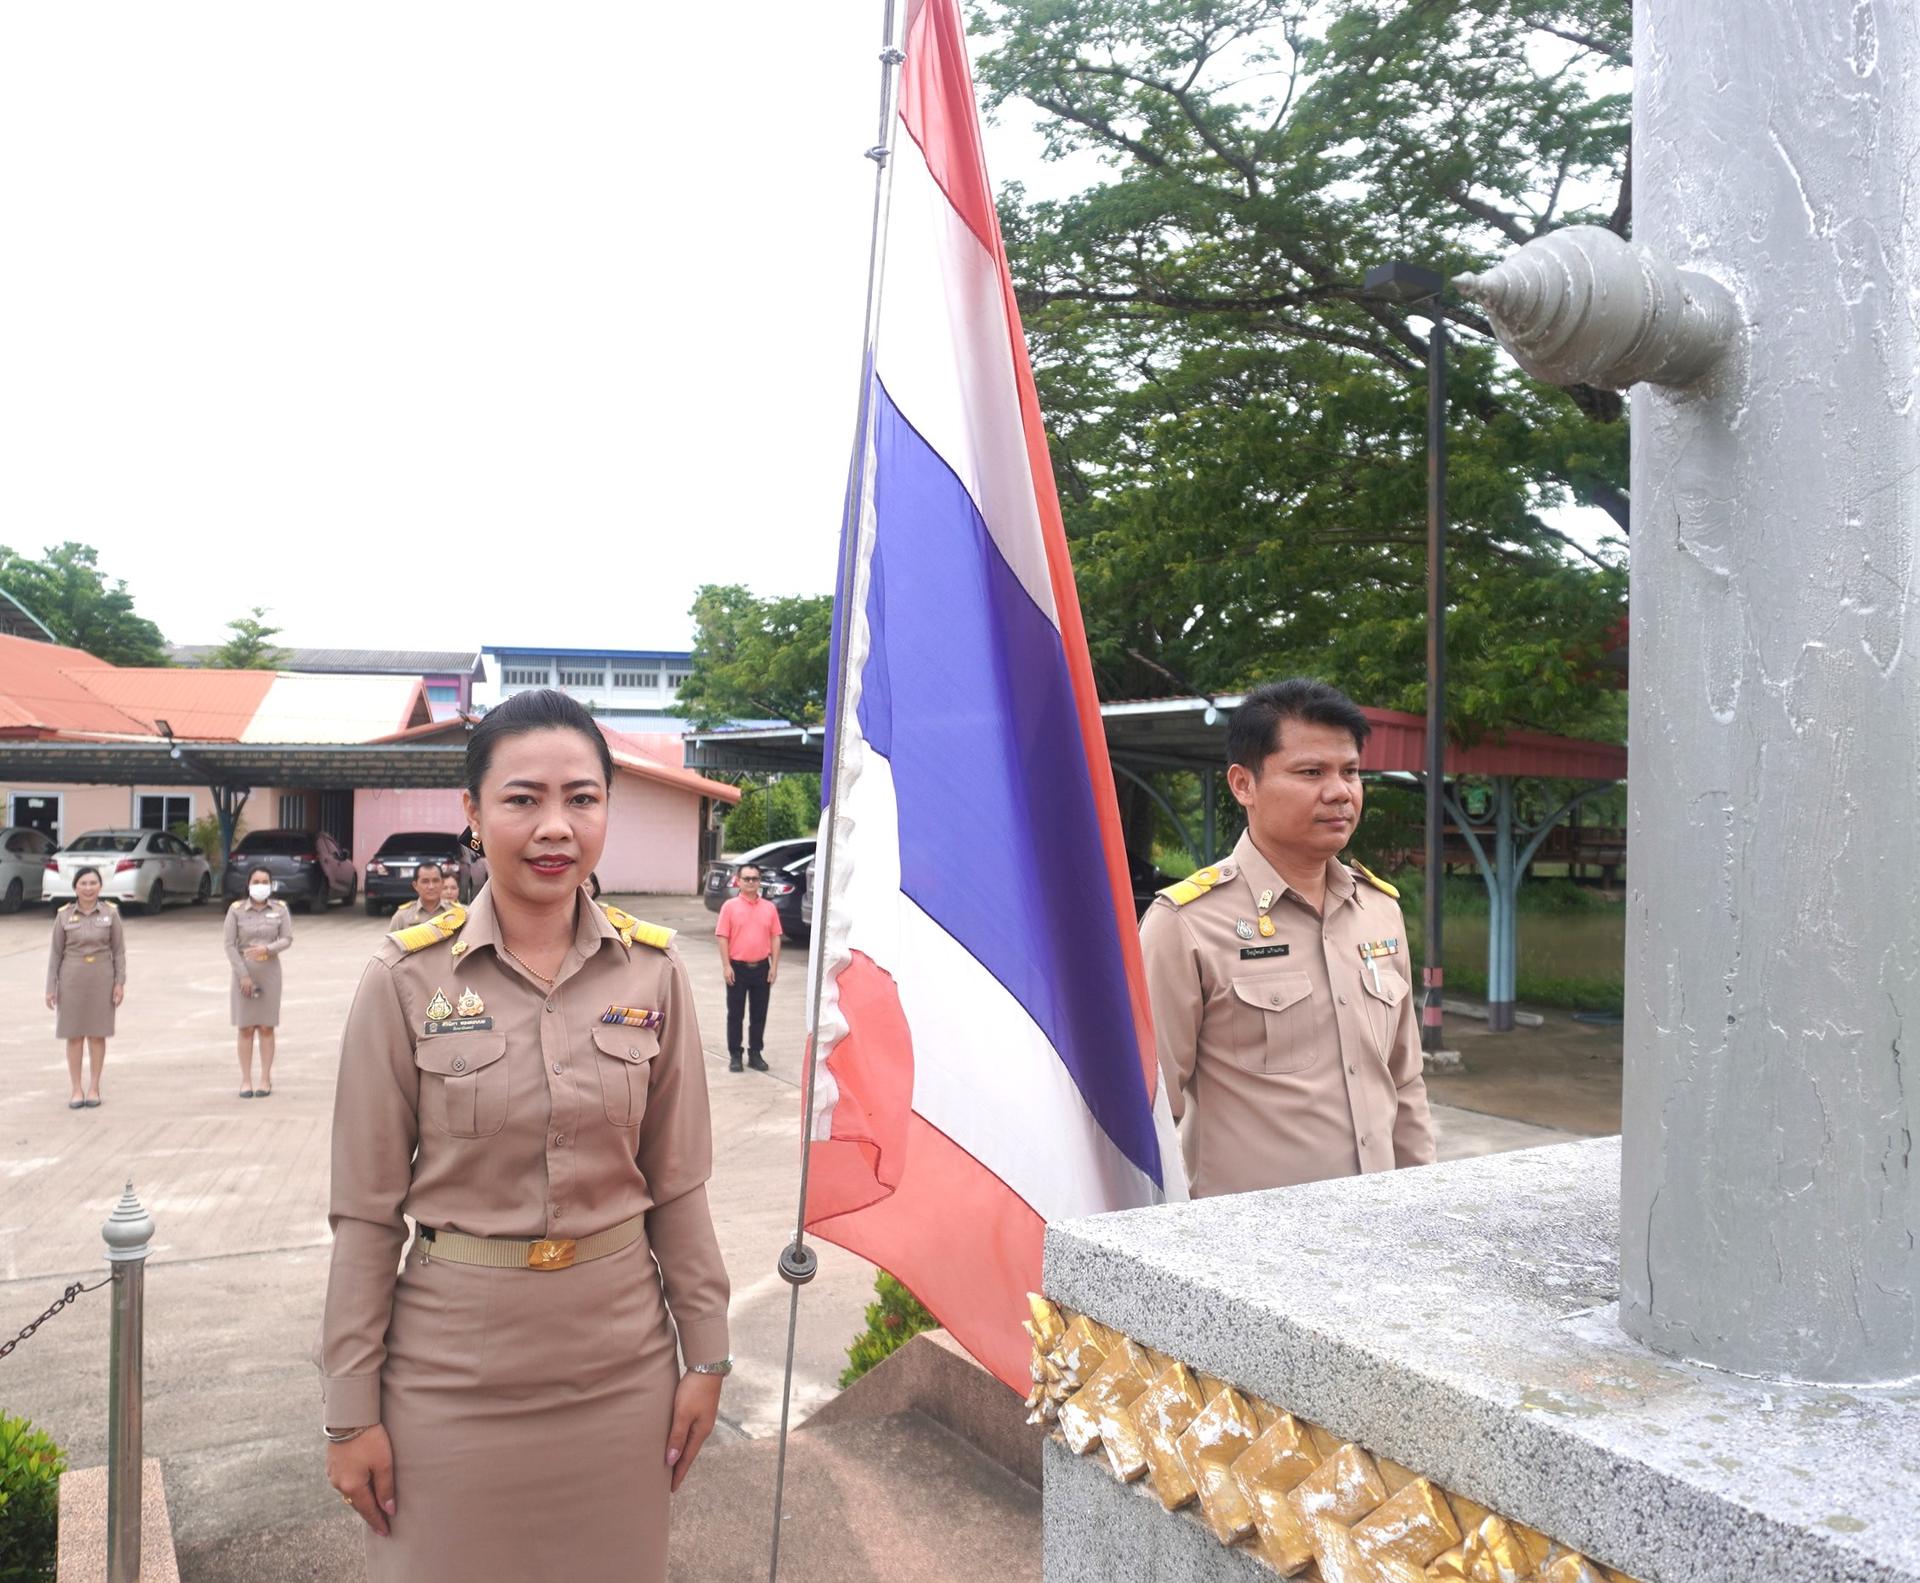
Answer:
[
  {"xmin": 728, "ymin": 1058, "xmax": 744, "ymax": 1072},
  {"xmin": 748, "ymin": 1056, "xmax": 770, "ymax": 1072}
]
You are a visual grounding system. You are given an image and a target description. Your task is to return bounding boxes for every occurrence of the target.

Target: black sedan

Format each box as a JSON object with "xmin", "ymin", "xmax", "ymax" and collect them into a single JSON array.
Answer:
[
  {"xmin": 702, "ymin": 838, "xmax": 816, "ymax": 913},
  {"xmin": 223, "ymin": 829, "xmax": 358, "ymax": 911},
  {"xmin": 364, "ymin": 831, "xmax": 483, "ymax": 915}
]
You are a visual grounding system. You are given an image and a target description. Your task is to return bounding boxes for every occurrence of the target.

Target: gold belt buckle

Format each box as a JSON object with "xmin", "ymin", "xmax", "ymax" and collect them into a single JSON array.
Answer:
[{"xmin": 528, "ymin": 1238, "xmax": 576, "ymax": 1271}]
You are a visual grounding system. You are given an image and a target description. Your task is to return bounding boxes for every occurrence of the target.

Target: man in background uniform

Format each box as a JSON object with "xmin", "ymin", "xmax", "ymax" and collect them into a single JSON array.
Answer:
[
  {"xmin": 390, "ymin": 861, "xmax": 449, "ymax": 931},
  {"xmin": 1140, "ymin": 678, "xmax": 1435, "ymax": 1198}
]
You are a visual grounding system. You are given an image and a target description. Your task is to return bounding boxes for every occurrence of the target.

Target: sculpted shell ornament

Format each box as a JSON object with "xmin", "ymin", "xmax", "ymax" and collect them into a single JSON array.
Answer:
[
  {"xmin": 1452, "ymin": 224, "xmax": 1737, "ymax": 393},
  {"xmin": 1024, "ymin": 1295, "xmax": 1642, "ymax": 1583}
]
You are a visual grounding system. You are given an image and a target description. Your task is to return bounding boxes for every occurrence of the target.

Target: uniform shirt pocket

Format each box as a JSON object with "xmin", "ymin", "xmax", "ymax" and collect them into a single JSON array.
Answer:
[
  {"xmin": 591, "ymin": 1025, "xmax": 658, "ymax": 1128},
  {"xmin": 1360, "ymin": 968, "xmax": 1409, "ymax": 1062},
  {"xmin": 415, "ymin": 1032, "xmax": 510, "ymax": 1138},
  {"xmin": 1229, "ymin": 972, "xmax": 1317, "ymax": 1074}
]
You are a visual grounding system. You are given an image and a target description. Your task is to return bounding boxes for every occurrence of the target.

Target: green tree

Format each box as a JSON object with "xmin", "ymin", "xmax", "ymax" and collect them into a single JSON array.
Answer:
[
  {"xmin": 0, "ymin": 541, "xmax": 168, "ymax": 666},
  {"xmin": 724, "ymin": 786, "xmax": 769, "ymax": 852},
  {"xmin": 675, "ymin": 585, "xmax": 834, "ymax": 730},
  {"xmin": 205, "ymin": 606, "xmax": 286, "ymax": 670},
  {"xmin": 975, "ymin": 0, "xmax": 1631, "ymax": 738}
]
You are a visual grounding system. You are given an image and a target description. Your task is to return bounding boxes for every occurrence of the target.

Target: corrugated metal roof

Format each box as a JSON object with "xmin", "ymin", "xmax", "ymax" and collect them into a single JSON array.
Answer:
[
  {"xmin": 171, "ymin": 645, "xmax": 482, "ymax": 676},
  {"xmin": 0, "ymin": 589, "xmax": 56, "ymax": 642},
  {"xmin": 0, "ymin": 634, "xmax": 154, "ymax": 737},
  {"xmin": 76, "ymin": 668, "xmax": 277, "ymax": 740},
  {"xmin": 242, "ymin": 673, "xmax": 431, "ymax": 744}
]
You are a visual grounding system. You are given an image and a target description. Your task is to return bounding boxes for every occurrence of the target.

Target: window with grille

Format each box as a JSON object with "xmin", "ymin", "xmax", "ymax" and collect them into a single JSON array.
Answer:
[
  {"xmin": 278, "ymin": 794, "xmax": 308, "ymax": 827},
  {"xmin": 501, "ymin": 667, "xmax": 548, "ymax": 686},
  {"xmin": 613, "ymin": 671, "xmax": 660, "ymax": 689},
  {"xmin": 665, "ymin": 670, "xmax": 691, "ymax": 691},
  {"xmin": 558, "ymin": 668, "xmax": 605, "ymax": 688}
]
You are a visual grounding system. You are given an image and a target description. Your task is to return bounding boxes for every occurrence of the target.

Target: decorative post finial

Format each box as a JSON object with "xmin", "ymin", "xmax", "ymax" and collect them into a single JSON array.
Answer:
[
  {"xmin": 1453, "ymin": 224, "xmax": 1737, "ymax": 391},
  {"xmin": 102, "ymin": 1180, "xmax": 155, "ymax": 1263}
]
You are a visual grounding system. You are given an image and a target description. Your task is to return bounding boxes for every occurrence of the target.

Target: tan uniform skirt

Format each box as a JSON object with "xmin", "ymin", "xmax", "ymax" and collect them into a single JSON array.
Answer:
[
  {"xmin": 231, "ymin": 957, "xmax": 283, "ymax": 1027},
  {"xmin": 370, "ymin": 1232, "xmax": 680, "ymax": 1583},
  {"xmin": 56, "ymin": 953, "xmax": 116, "ymax": 1040}
]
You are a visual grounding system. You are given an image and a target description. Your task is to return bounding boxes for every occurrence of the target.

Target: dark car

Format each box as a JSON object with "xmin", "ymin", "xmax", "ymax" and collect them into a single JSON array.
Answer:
[
  {"xmin": 762, "ymin": 852, "xmax": 812, "ymax": 938},
  {"xmin": 223, "ymin": 828, "xmax": 358, "ymax": 911},
  {"xmin": 363, "ymin": 831, "xmax": 481, "ymax": 916},
  {"xmin": 702, "ymin": 838, "xmax": 816, "ymax": 913}
]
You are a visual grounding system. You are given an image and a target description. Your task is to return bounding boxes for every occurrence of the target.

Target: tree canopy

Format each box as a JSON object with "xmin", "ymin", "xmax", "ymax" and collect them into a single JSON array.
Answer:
[
  {"xmin": 0, "ymin": 542, "xmax": 169, "ymax": 666},
  {"xmin": 206, "ymin": 606, "xmax": 287, "ymax": 670},
  {"xmin": 675, "ymin": 584, "xmax": 835, "ymax": 729},
  {"xmin": 974, "ymin": 0, "xmax": 1631, "ymax": 738}
]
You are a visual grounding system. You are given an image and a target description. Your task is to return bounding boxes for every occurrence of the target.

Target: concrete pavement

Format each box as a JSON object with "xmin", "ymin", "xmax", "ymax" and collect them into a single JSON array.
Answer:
[{"xmin": 0, "ymin": 889, "xmax": 1599, "ymax": 1577}]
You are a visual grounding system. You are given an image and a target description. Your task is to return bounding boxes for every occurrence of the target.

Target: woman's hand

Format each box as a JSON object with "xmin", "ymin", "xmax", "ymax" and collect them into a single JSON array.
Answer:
[
  {"xmin": 45, "ymin": 993, "xmax": 55, "ymax": 1010},
  {"xmin": 240, "ymin": 975, "xmax": 255, "ymax": 998},
  {"xmin": 111, "ymin": 986, "xmax": 125, "ymax": 1008},
  {"xmin": 326, "ymin": 1424, "xmax": 396, "ymax": 1537},
  {"xmin": 247, "ymin": 945, "xmax": 270, "ymax": 961},
  {"xmin": 664, "ymin": 1370, "xmax": 723, "ymax": 1494}
]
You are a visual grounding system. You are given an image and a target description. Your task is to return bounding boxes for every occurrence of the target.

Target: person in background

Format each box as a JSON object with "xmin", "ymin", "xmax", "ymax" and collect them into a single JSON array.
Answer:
[
  {"xmin": 390, "ymin": 862, "xmax": 448, "ymax": 930},
  {"xmin": 45, "ymin": 865, "xmax": 126, "ymax": 1109},
  {"xmin": 714, "ymin": 864, "xmax": 780, "ymax": 1073},
  {"xmin": 226, "ymin": 865, "xmax": 294, "ymax": 1098}
]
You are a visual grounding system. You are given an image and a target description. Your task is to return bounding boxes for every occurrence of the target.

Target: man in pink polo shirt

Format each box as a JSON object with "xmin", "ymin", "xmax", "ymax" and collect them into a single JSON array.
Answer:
[{"xmin": 715, "ymin": 862, "xmax": 782, "ymax": 1072}]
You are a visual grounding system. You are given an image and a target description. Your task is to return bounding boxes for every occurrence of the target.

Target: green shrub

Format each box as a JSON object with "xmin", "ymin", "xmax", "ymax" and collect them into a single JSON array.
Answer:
[
  {"xmin": 839, "ymin": 1272, "xmax": 940, "ymax": 1389},
  {"xmin": 0, "ymin": 1413, "xmax": 65, "ymax": 1582},
  {"xmin": 185, "ymin": 812, "xmax": 239, "ymax": 868},
  {"xmin": 768, "ymin": 775, "xmax": 819, "ymax": 840},
  {"xmin": 724, "ymin": 787, "xmax": 767, "ymax": 853}
]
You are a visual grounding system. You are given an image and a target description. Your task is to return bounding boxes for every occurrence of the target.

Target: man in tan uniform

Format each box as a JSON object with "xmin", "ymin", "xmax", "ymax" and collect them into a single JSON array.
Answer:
[
  {"xmin": 1140, "ymin": 678, "xmax": 1435, "ymax": 1197},
  {"xmin": 388, "ymin": 861, "xmax": 448, "ymax": 931}
]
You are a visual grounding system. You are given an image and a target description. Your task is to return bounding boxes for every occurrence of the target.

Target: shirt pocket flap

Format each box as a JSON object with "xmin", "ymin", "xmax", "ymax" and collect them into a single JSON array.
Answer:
[
  {"xmin": 1362, "ymin": 969, "xmax": 1409, "ymax": 1007},
  {"xmin": 592, "ymin": 1025, "xmax": 659, "ymax": 1066},
  {"xmin": 1231, "ymin": 972, "xmax": 1313, "ymax": 1015},
  {"xmin": 415, "ymin": 1032, "xmax": 508, "ymax": 1077}
]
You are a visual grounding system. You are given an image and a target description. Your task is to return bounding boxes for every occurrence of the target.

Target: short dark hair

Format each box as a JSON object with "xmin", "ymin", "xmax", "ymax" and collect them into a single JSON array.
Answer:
[
  {"xmin": 415, "ymin": 861, "xmax": 443, "ymax": 880},
  {"xmin": 73, "ymin": 865, "xmax": 101, "ymax": 886},
  {"xmin": 1227, "ymin": 678, "xmax": 1371, "ymax": 772},
  {"xmin": 736, "ymin": 864, "xmax": 762, "ymax": 880},
  {"xmin": 467, "ymin": 688, "xmax": 615, "ymax": 795},
  {"xmin": 248, "ymin": 865, "xmax": 274, "ymax": 885}
]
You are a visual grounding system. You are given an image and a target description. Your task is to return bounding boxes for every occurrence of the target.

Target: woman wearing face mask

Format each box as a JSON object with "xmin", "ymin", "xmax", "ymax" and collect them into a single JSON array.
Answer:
[
  {"xmin": 226, "ymin": 865, "xmax": 293, "ymax": 1098},
  {"xmin": 45, "ymin": 865, "xmax": 126, "ymax": 1109},
  {"xmin": 319, "ymin": 689, "xmax": 729, "ymax": 1582}
]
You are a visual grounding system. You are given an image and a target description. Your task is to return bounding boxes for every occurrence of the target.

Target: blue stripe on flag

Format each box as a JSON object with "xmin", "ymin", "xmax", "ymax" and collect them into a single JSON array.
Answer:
[{"xmin": 855, "ymin": 378, "xmax": 1162, "ymax": 1185}]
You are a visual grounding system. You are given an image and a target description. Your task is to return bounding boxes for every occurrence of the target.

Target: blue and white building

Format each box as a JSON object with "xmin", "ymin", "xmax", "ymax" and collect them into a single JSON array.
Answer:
[{"xmin": 478, "ymin": 646, "xmax": 696, "ymax": 731}]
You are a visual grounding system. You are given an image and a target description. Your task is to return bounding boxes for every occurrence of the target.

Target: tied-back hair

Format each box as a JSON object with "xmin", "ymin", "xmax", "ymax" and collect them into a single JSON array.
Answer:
[
  {"xmin": 72, "ymin": 865, "xmax": 101, "ymax": 887},
  {"xmin": 467, "ymin": 688, "xmax": 616, "ymax": 794},
  {"xmin": 1227, "ymin": 678, "xmax": 1372, "ymax": 773}
]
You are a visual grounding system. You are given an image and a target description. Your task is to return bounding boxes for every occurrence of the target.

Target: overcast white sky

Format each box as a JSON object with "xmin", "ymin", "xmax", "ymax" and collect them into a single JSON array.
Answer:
[
  {"xmin": 0, "ymin": 5, "xmax": 1611, "ymax": 658},
  {"xmin": 0, "ymin": 4, "xmax": 1087, "ymax": 653}
]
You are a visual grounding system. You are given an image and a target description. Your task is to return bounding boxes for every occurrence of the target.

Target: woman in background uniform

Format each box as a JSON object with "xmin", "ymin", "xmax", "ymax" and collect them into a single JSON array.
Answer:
[
  {"xmin": 226, "ymin": 865, "xmax": 293, "ymax": 1097},
  {"xmin": 320, "ymin": 688, "xmax": 729, "ymax": 1583},
  {"xmin": 45, "ymin": 865, "xmax": 126, "ymax": 1109}
]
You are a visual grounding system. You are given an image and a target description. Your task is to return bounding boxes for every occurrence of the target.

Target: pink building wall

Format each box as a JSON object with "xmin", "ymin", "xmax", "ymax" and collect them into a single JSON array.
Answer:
[
  {"xmin": 352, "ymin": 788, "xmax": 469, "ymax": 874},
  {"xmin": 0, "ymin": 781, "xmax": 300, "ymax": 847}
]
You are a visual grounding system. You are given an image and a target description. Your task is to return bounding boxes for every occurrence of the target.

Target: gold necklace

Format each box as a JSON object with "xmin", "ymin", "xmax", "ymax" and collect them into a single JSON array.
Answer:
[{"xmin": 497, "ymin": 943, "xmax": 558, "ymax": 988}]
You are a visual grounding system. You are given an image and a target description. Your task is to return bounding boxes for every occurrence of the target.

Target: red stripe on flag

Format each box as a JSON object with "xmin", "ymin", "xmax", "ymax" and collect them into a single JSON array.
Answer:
[
  {"xmin": 898, "ymin": 0, "xmax": 1159, "ymax": 1106},
  {"xmin": 804, "ymin": 948, "xmax": 1043, "ymax": 1392}
]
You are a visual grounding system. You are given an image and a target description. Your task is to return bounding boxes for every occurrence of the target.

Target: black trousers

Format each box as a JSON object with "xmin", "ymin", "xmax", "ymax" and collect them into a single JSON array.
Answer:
[{"xmin": 725, "ymin": 958, "xmax": 771, "ymax": 1057}]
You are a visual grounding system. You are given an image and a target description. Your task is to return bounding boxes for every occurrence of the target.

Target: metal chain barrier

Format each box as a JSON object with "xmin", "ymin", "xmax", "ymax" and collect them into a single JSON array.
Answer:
[{"xmin": 0, "ymin": 1276, "xmax": 111, "ymax": 1361}]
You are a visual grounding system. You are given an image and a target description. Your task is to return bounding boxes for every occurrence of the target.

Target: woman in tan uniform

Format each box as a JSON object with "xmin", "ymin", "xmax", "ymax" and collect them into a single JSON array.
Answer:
[
  {"xmin": 45, "ymin": 866, "xmax": 126, "ymax": 1109},
  {"xmin": 226, "ymin": 867, "xmax": 293, "ymax": 1098},
  {"xmin": 320, "ymin": 688, "xmax": 730, "ymax": 1583}
]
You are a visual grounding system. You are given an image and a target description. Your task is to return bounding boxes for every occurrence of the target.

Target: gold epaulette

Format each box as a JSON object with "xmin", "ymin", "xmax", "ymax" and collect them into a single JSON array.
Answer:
[
  {"xmin": 389, "ymin": 902, "xmax": 468, "ymax": 953},
  {"xmin": 599, "ymin": 901, "xmax": 675, "ymax": 951},
  {"xmin": 1352, "ymin": 861, "xmax": 1400, "ymax": 899},
  {"xmin": 1158, "ymin": 865, "xmax": 1224, "ymax": 907}
]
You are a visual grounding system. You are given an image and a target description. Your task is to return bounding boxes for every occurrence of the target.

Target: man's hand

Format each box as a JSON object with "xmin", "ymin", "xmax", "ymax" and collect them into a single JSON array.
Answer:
[
  {"xmin": 326, "ymin": 1424, "xmax": 396, "ymax": 1537},
  {"xmin": 723, "ymin": 964, "xmax": 735, "ymax": 987}
]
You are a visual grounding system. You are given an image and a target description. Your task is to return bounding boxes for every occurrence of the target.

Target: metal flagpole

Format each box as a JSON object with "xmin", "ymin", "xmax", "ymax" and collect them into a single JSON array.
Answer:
[{"xmin": 765, "ymin": 5, "xmax": 905, "ymax": 1579}]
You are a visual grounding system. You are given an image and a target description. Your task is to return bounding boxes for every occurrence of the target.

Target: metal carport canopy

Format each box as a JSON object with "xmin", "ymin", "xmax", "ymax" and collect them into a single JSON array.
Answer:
[
  {"xmin": 0, "ymin": 741, "xmax": 469, "ymax": 789},
  {"xmin": 681, "ymin": 698, "xmax": 1627, "ymax": 781}
]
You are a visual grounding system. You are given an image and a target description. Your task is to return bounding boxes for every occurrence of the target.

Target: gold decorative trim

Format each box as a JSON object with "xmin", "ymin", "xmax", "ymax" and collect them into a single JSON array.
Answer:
[{"xmin": 1025, "ymin": 1296, "xmax": 1640, "ymax": 1583}]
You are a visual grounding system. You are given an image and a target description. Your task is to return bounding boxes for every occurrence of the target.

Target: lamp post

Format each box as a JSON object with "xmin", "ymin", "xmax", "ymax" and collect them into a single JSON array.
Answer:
[{"xmin": 1362, "ymin": 261, "xmax": 1448, "ymax": 1057}]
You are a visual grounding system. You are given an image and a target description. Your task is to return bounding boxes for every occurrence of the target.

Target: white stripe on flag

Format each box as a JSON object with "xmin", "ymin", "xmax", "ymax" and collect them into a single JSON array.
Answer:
[{"xmin": 874, "ymin": 132, "xmax": 1058, "ymax": 625}]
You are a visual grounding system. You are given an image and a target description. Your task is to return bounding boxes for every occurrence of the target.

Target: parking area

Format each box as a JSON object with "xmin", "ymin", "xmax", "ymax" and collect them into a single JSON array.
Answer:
[
  {"xmin": 0, "ymin": 887, "xmax": 1593, "ymax": 1568},
  {"xmin": 0, "ymin": 892, "xmax": 876, "ymax": 1561}
]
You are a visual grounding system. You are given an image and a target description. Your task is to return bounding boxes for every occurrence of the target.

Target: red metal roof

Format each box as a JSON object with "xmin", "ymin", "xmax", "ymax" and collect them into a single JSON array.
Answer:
[
  {"xmin": 0, "ymin": 634, "xmax": 156, "ymax": 738},
  {"xmin": 75, "ymin": 667, "xmax": 277, "ymax": 741},
  {"xmin": 1357, "ymin": 708, "xmax": 1626, "ymax": 779}
]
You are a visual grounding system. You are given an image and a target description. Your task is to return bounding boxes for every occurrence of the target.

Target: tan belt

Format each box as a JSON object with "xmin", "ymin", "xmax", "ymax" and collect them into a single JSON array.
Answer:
[{"xmin": 413, "ymin": 1212, "xmax": 645, "ymax": 1272}]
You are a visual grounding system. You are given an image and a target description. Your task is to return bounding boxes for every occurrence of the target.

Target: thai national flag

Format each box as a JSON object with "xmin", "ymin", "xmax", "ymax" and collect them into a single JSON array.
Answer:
[{"xmin": 803, "ymin": 0, "xmax": 1186, "ymax": 1392}]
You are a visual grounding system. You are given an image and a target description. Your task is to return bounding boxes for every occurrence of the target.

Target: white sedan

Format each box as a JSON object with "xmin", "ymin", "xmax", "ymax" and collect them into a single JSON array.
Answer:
[
  {"xmin": 44, "ymin": 828, "xmax": 214, "ymax": 913},
  {"xmin": 0, "ymin": 826, "xmax": 56, "ymax": 912}
]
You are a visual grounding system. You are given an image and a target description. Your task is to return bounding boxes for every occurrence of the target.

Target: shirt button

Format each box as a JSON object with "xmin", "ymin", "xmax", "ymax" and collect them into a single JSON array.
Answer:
[
  {"xmin": 546, "ymin": 1002, "xmax": 556, "ymax": 1014},
  {"xmin": 1338, "ymin": 995, "xmax": 1348, "ymax": 1005},
  {"xmin": 1361, "ymin": 1135, "xmax": 1372, "ymax": 1147},
  {"xmin": 1348, "ymin": 1064, "xmax": 1357, "ymax": 1074},
  {"xmin": 451, "ymin": 1056, "xmax": 467, "ymax": 1073},
  {"xmin": 553, "ymin": 1135, "xmax": 565, "ymax": 1147},
  {"xmin": 552, "ymin": 1062, "xmax": 563, "ymax": 1074},
  {"xmin": 1269, "ymin": 994, "xmax": 1282, "ymax": 1006}
]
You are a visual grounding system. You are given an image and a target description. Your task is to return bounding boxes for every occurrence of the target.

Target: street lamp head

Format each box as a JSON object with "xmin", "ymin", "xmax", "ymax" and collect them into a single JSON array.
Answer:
[{"xmin": 1363, "ymin": 261, "xmax": 1445, "ymax": 303}]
